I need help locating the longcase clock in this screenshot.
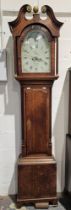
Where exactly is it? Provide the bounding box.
[9,4,63,208]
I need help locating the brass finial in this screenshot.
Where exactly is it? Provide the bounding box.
[41,5,47,14]
[27,5,32,13]
[33,5,39,14]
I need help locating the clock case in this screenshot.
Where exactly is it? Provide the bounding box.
[9,5,63,207]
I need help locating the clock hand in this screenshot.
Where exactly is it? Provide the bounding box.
[32,57,40,61]
[38,56,50,62]
[32,57,43,62]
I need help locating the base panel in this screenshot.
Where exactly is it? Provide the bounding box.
[17,155,57,208]
[17,196,58,208]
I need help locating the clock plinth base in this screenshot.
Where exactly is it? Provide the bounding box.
[17,155,57,208]
[17,197,58,209]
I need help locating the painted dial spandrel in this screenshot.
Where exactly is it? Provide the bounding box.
[21,28,51,73]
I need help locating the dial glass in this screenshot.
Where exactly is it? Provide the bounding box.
[21,26,51,73]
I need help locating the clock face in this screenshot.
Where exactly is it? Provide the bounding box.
[21,26,51,73]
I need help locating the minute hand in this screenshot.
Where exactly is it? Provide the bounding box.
[32,57,42,61]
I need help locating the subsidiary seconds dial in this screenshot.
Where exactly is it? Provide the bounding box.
[21,26,51,73]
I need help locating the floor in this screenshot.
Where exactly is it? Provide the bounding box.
[0,194,71,210]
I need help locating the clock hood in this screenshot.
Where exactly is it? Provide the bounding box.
[8,4,63,38]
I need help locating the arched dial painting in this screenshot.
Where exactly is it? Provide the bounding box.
[9,4,63,208]
[17,21,56,77]
[21,26,51,73]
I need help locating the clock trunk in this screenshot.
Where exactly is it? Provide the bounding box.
[21,85,51,156]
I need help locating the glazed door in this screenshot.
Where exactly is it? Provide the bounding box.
[24,86,51,155]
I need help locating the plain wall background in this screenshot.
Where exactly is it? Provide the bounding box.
[0,0,71,195]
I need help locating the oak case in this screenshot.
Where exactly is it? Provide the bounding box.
[9,4,63,207]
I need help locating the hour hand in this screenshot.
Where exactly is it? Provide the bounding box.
[32,57,42,62]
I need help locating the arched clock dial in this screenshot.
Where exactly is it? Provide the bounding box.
[21,26,51,73]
